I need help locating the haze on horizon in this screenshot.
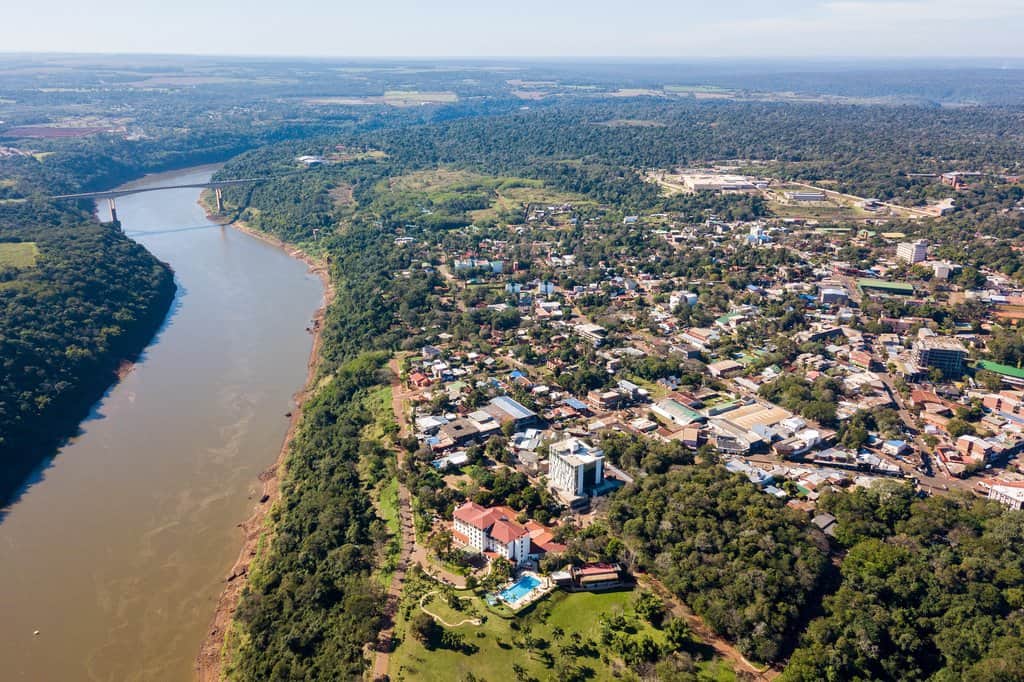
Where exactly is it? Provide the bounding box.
[3,0,1022,59]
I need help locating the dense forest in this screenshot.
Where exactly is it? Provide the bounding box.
[605,466,830,663]
[0,198,175,504]
[785,483,1024,681]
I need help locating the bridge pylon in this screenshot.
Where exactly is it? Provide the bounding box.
[107,198,120,228]
[214,187,223,213]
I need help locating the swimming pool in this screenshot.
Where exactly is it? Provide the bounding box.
[498,575,542,607]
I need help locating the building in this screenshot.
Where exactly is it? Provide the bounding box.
[913,336,968,378]
[988,483,1024,510]
[669,291,698,310]
[575,323,608,347]
[681,173,755,192]
[486,395,539,428]
[786,190,826,202]
[452,502,531,564]
[897,240,928,264]
[707,359,744,378]
[680,327,720,351]
[819,287,849,306]
[652,397,704,427]
[957,435,995,463]
[548,437,604,500]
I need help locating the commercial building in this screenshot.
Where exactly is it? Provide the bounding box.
[913,336,968,378]
[786,190,826,202]
[548,437,604,500]
[896,240,928,264]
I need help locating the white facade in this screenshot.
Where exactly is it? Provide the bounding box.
[989,485,1024,511]
[549,438,604,497]
[452,502,532,564]
[897,240,928,264]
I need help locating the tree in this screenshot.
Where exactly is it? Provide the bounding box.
[664,618,692,651]
[410,612,442,649]
[947,418,976,438]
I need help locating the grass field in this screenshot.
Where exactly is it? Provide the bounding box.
[391,584,737,682]
[388,169,591,224]
[0,241,39,271]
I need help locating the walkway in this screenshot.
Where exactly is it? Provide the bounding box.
[419,591,482,628]
[638,574,778,680]
[368,357,416,681]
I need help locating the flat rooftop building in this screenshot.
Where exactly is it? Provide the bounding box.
[549,437,604,499]
[913,336,968,379]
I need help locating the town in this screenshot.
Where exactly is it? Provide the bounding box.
[329,162,1024,677]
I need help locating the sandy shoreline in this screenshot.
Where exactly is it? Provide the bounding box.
[194,200,334,682]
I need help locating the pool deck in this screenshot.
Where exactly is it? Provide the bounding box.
[495,571,554,612]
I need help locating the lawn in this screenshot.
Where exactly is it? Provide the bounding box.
[0,241,39,271]
[390,580,736,682]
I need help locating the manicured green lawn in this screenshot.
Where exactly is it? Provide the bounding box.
[0,241,39,271]
[390,585,730,682]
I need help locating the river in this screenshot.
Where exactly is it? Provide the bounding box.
[0,166,324,681]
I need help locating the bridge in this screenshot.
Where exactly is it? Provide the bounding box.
[50,177,273,223]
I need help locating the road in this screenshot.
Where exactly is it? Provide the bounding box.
[368,358,416,682]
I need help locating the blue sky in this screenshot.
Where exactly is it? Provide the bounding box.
[4,0,1022,57]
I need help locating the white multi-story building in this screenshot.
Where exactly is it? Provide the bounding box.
[452,502,531,564]
[989,484,1024,511]
[549,438,604,498]
[897,240,928,264]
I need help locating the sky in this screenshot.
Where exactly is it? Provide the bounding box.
[3,0,1022,58]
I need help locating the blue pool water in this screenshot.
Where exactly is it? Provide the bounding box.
[498,575,542,606]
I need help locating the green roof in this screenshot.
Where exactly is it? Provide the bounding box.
[975,360,1024,380]
[857,278,915,295]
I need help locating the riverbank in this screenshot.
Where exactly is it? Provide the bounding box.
[195,205,334,682]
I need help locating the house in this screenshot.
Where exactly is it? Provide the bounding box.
[957,435,995,463]
[409,371,433,388]
[452,502,531,564]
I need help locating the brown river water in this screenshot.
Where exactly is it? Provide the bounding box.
[0,166,324,680]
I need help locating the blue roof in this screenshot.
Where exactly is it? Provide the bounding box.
[510,370,525,379]
[885,439,906,447]
[562,397,589,411]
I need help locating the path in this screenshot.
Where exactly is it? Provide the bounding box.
[419,591,482,627]
[638,574,778,680]
[368,357,416,681]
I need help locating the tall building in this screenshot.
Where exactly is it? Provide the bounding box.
[452,501,531,564]
[913,336,968,378]
[897,240,928,264]
[548,437,604,498]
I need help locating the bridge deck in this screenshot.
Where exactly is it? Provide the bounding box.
[50,178,269,200]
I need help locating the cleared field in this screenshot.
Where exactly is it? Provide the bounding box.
[389,169,493,193]
[388,169,592,224]
[1,126,107,138]
[0,241,39,270]
[383,90,458,104]
[328,183,354,208]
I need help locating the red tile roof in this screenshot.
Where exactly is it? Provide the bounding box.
[453,501,527,542]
